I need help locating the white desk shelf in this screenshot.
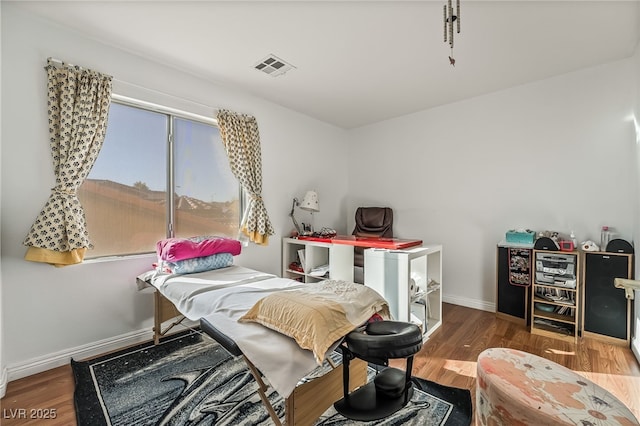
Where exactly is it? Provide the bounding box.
[282,237,354,283]
[364,245,443,339]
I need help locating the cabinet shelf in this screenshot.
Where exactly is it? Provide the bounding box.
[532,308,576,325]
[532,319,576,341]
[532,296,575,308]
[534,282,577,291]
[426,284,441,295]
[530,249,579,342]
[284,268,329,280]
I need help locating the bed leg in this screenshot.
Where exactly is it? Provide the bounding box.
[243,355,283,426]
[153,289,186,345]
[154,291,162,345]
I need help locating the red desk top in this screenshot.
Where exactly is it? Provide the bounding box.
[296,235,422,249]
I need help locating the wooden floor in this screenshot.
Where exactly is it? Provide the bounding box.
[2,303,639,425]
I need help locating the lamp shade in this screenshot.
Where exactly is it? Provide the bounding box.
[299,190,319,212]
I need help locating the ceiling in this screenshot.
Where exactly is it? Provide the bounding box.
[10,1,640,129]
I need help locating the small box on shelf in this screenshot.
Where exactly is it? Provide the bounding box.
[505,229,536,245]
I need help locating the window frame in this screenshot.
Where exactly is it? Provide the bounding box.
[81,94,242,260]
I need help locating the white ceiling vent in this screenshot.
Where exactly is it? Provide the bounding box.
[254,54,295,77]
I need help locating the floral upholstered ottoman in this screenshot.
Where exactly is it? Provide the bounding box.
[476,348,639,425]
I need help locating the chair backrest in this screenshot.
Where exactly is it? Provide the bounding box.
[352,207,393,268]
[352,207,393,238]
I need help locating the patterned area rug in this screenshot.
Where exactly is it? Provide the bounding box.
[72,330,472,425]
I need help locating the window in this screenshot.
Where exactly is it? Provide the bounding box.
[78,100,240,258]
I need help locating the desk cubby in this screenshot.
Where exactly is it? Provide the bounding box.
[364,245,443,338]
[282,237,354,283]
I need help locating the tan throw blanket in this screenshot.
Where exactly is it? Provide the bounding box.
[239,280,390,364]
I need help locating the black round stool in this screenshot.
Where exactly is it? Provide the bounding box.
[334,320,423,421]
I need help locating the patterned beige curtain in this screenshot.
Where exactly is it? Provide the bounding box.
[216,109,274,245]
[23,60,112,266]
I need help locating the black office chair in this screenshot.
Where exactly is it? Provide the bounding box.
[334,321,423,421]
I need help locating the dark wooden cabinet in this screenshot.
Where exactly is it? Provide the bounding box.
[496,246,532,324]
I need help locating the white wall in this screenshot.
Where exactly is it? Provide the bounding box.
[0,3,348,378]
[632,36,640,365]
[347,58,638,311]
[0,0,6,399]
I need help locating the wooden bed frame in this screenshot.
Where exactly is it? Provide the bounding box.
[143,281,367,425]
[152,288,186,344]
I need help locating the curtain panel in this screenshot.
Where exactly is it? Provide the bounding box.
[23,60,112,266]
[216,109,274,245]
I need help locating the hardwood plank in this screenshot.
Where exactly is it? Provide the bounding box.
[1,367,75,426]
[2,303,639,425]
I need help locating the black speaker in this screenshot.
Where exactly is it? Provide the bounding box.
[534,237,558,251]
[606,238,634,254]
[583,253,632,341]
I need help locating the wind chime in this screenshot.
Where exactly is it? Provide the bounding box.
[444,0,461,66]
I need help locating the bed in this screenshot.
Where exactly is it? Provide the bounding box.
[137,264,389,425]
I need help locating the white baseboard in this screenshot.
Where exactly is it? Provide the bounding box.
[6,328,153,382]
[0,366,8,399]
[6,320,200,383]
[443,294,495,313]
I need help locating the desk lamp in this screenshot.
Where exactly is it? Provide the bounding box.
[290,190,319,235]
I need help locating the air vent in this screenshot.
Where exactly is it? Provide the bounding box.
[254,54,295,77]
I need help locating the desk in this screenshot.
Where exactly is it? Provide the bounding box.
[282,236,422,284]
[298,235,423,249]
[282,237,443,338]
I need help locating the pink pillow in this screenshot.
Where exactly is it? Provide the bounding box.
[156,236,241,262]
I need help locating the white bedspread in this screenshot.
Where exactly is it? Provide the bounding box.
[148,266,278,320]
[143,266,334,398]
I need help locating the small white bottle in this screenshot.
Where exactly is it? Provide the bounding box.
[570,231,577,250]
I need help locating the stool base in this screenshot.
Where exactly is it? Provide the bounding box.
[334,381,414,421]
